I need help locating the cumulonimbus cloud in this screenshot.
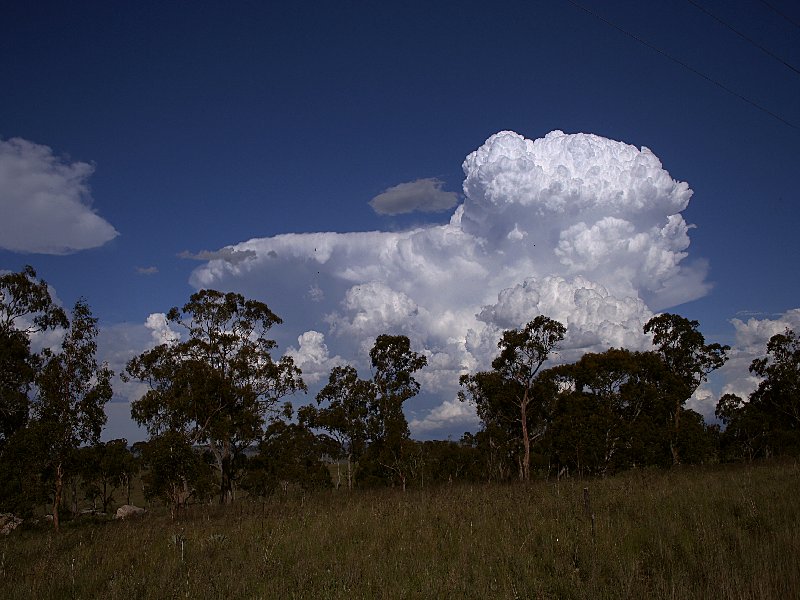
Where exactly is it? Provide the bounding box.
[0,137,118,254]
[187,130,716,437]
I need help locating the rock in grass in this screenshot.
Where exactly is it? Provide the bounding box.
[115,505,146,520]
[0,513,22,535]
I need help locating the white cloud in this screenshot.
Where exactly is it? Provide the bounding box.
[730,309,800,352]
[144,312,180,346]
[409,397,480,434]
[716,308,800,402]
[369,177,458,215]
[328,283,421,342]
[285,330,346,385]
[96,319,168,441]
[686,386,717,421]
[188,130,715,437]
[0,137,118,254]
[476,275,654,363]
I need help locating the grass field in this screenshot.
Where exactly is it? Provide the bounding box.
[2,459,799,599]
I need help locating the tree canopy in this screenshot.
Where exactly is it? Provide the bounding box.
[645,313,728,464]
[0,266,67,453]
[3,261,797,519]
[125,289,306,504]
[299,364,372,489]
[718,328,800,459]
[32,299,113,530]
[460,316,565,481]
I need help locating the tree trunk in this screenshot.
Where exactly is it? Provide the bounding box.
[70,476,78,517]
[220,463,231,504]
[220,439,233,505]
[52,462,63,532]
[671,404,681,465]
[211,439,234,505]
[520,394,530,481]
[169,483,179,520]
[103,480,109,512]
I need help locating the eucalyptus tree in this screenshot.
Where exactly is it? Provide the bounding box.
[644,313,728,464]
[138,430,214,518]
[749,328,800,434]
[299,364,372,489]
[461,316,565,481]
[458,370,525,479]
[367,335,427,449]
[306,335,426,489]
[718,328,800,459]
[33,299,113,531]
[547,349,681,475]
[0,265,67,452]
[243,404,333,497]
[0,265,67,336]
[716,393,769,461]
[361,334,427,489]
[79,438,138,512]
[125,290,306,504]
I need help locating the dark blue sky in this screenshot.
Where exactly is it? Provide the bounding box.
[2,0,798,438]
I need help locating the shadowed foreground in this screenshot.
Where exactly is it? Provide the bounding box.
[2,460,798,599]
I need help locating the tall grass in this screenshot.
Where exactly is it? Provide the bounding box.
[2,459,798,599]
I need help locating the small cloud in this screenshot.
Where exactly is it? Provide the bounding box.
[136,266,159,275]
[507,223,527,241]
[307,284,324,302]
[369,177,458,215]
[179,248,256,264]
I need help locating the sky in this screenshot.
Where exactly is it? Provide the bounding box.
[1,0,799,442]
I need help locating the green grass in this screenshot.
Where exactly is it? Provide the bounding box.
[2,460,799,599]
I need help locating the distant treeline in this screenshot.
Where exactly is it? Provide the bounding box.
[1,266,798,523]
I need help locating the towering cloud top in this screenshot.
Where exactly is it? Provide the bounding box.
[462,130,690,223]
[188,130,711,435]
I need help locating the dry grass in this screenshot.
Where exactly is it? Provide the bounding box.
[2,459,798,599]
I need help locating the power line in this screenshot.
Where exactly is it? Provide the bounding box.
[565,0,799,131]
[759,0,800,30]
[687,0,800,76]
